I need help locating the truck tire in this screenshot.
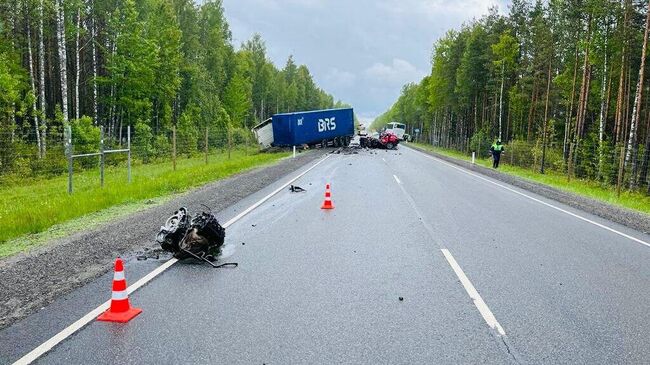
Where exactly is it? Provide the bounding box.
[321,139,328,148]
[334,137,341,147]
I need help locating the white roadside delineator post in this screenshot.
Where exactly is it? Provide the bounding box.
[472,152,475,164]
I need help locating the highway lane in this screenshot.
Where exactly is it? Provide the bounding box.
[33,151,513,364]
[389,146,650,364]
[11,146,650,364]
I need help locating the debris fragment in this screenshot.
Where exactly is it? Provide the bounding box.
[157,207,236,268]
[289,184,306,192]
[399,297,404,301]
[179,212,226,260]
[156,208,191,253]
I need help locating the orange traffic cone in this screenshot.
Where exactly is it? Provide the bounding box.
[321,183,334,209]
[97,258,142,323]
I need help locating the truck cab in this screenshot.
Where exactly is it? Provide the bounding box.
[385,122,406,140]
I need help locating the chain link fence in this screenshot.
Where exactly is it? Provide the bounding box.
[0,128,67,182]
[413,126,650,196]
[0,123,260,192]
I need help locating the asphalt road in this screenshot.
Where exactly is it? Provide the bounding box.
[5,145,650,364]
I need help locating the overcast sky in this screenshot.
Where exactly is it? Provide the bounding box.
[223,0,510,122]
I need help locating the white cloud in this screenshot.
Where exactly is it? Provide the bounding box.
[224,0,511,119]
[363,59,427,88]
[239,0,325,10]
[285,0,326,8]
[324,68,357,88]
[357,114,378,125]
[378,0,506,21]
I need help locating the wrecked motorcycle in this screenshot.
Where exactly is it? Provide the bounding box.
[156,207,236,268]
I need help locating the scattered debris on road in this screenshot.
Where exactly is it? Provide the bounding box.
[361,131,400,150]
[157,208,191,253]
[289,184,306,192]
[157,207,237,268]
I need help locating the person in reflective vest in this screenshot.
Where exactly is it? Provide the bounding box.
[490,139,505,168]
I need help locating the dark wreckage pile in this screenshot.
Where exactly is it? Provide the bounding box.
[156,207,237,268]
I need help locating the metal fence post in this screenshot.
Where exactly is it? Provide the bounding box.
[245,131,249,156]
[127,125,131,183]
[65,125,73,194]
[100,126,105,188]
[617,144,625,197]
[172,125,177,171]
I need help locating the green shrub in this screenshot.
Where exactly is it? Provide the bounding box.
[177,110,198,156]
[231,127,252,145]
[71,117,100,153]
[470,130,491,158]
[153,134,171,159]
[133,120,154,163]
[507,139,535,168]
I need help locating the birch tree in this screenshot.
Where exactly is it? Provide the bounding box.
[38,0,47,155]
[55,0,69,123]
[25,1,42,157]
[75,6,81,121]
[491,31,518,141]
[624,1,650,188]
[89,0,98,124]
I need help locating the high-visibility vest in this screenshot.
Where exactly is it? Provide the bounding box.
[492,143,503,152]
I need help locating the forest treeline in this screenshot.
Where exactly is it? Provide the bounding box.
[0,0,346,178]
[374,0,650,194]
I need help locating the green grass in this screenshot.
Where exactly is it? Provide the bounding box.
[0,149,289,256]
[412,143,650,215]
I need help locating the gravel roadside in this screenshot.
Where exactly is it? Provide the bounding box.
[407,144,650,234]
[0,150,327,330]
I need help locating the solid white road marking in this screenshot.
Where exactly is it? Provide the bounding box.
[405,146,650,249]
[393,174,401,184]
[13,153,333,365]
[441,249,506,336]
